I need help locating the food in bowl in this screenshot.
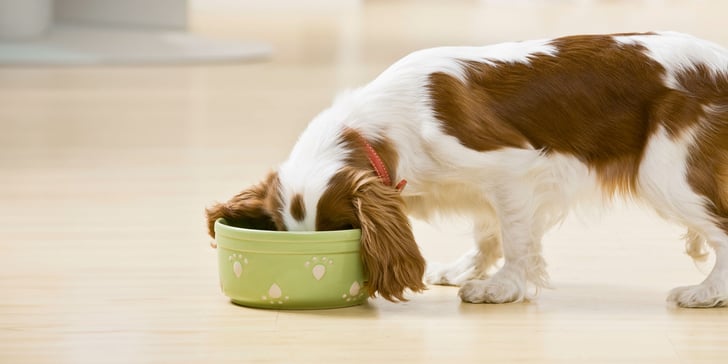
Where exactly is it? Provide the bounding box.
[214,218,368,309]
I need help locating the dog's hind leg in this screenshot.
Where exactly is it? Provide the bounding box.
[425,214,502,286]
[666,208,728,307]
[668,242,728,307]
[671,129,728,306]
[638,122,728,307]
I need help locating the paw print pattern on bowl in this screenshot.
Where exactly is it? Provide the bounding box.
[229,253,248,278]
[261,283,290,305]
[341,281,365,302]
[304,256,334,281]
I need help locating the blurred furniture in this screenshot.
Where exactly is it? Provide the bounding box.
[0,0,271,65]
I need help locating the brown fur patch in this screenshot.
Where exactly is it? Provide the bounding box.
[657,65,728,235]
[290,193,306,222]
[428,33,680,196]
[315,169,359,231]
[318,167,426,301]
[316,131,425,301]
[354,170,426,301]
[683,66,728,234]
[205,171,285,236]
[316,128,401,231]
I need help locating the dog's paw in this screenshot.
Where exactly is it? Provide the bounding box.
[667,284,728,308]
[425,261,483,287]
[425,262,451,285]
[458,276,523,304]
[425,249,489,287]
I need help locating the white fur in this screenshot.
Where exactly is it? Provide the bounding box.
[278,107,351,231]
[614,31,728,90]
[274,32,728,307]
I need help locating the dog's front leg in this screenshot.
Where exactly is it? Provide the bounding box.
[426,214,502,286]
[458,183,551,304]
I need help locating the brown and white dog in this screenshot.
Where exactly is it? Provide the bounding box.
[207,32,728,307]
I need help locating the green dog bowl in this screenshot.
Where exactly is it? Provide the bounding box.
[214,219,368,309]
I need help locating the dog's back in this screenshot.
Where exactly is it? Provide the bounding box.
[363,31,728,306]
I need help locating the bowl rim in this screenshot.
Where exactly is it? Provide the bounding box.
[214,218,362,243]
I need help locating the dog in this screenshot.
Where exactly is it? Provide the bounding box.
[206,32,728,307]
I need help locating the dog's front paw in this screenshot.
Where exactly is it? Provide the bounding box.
[458,276,524,304]
[425,261,483,287]
[425,249,488,287]
[667,284,728,308]
[425,262,451,285]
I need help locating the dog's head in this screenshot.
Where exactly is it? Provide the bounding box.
[205,128,426,301]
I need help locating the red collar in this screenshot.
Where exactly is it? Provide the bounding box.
[354,132,407,192]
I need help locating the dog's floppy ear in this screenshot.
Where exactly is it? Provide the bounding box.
[353,174,426,301]
[205,172,282,237]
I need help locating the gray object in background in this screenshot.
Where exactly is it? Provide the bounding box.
[0,0,271,65]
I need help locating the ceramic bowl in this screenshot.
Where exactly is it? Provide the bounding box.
[214,218,368,309]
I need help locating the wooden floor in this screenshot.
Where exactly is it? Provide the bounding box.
[2,1,728,363]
